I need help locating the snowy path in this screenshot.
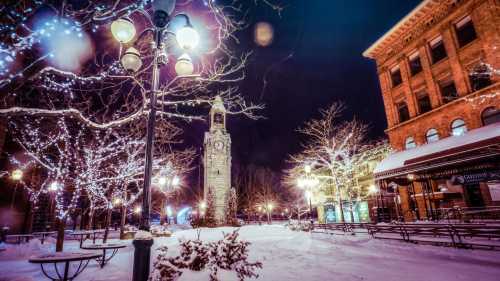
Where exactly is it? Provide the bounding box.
[1,225,500,281]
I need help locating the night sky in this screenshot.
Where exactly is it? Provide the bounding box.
[185,0,422,174]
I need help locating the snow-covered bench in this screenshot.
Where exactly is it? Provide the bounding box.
[314,223,371,235]
[366,223,500,250]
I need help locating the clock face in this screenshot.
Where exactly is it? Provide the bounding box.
[215,141,224,150]
[214,113,224,124]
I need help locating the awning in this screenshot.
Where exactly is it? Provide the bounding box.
[374,122,500,180]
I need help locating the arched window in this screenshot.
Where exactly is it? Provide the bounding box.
[405,137,416,150]
[426,128,439,143]
[451,119,467,136]
[481,107,500,126]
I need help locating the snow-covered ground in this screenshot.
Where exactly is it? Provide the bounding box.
[1,224,500,281]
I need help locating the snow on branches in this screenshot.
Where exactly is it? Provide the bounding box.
[285,102,390,221]
[7,116,195,219]
[0,0,269,129]
[150,229,262,281]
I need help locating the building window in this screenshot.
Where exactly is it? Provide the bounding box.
[469,62,492,91]
[405,137,416,150]
[451,119,467,136]
[391,66,402,87]
[440,81,458,103]
[429,36,447,64]
[481,107,500,126]
[455,16,477,48]
[397,102,410,123]
[426,128,440,143]
[417,94,432,114]
[409,52,422,76]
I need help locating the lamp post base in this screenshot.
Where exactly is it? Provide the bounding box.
[132,239,154,281]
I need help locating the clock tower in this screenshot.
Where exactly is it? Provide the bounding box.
[203,96,231,223]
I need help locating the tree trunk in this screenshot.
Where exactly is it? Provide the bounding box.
[103,208,112,243]
[348,193,355,223]
[55,217,66,252]
[120,205,126,240]
[86,208,95,230]
[338,191,345,223]
[26,201,35,234]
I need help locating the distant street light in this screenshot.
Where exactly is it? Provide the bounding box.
[10,169,23,210]
[11,169,23,181]
[49,181,60,192]
[297,164,319,225]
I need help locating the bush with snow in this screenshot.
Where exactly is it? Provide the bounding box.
[286,220,313,232]
[149,229,262,281]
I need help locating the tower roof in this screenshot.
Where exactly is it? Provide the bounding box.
[211,96,226,112]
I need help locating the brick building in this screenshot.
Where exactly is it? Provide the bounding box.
[363,0,500,222]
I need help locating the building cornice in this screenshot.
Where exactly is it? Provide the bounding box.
[363,0,473,61]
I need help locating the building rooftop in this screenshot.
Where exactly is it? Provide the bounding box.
[363,0,452,59]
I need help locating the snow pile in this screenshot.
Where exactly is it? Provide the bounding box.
[135,231,153,240]
[150,229,262,281]
[151,225,173,237]
[0,239,51,261]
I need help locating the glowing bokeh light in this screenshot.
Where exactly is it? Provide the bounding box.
[34,17,93,72]
[254,22,274,47]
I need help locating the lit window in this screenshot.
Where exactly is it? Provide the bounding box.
[426,128,440,143]
[481,107,500,126]
[405,137,416,150]
[451,119,467,136]
[455,16,477,48]
[409,52,422,76]
[391,66,402,87]
[469,62,492,91]
[429,36,447,64]
[440,81,458,103]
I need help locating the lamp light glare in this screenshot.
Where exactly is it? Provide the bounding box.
[111,18,136,43]
[176,26,200,50]
[49,181,60,192]
[11,169,23,181]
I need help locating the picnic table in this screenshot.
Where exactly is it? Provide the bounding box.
[81,243,126,268]
[29,252,102,281]
[32,231,57,244]
[69,230,105,248]
[6,234,34,244]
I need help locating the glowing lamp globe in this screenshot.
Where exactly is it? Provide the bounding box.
[304,164,311,173]
[11,169,23,181]
[171,176,180,187]
[113,198,122,206]
[158,176,167,186]
[175,53,194,76]
[121,47,142,72]
[176,26,200,50]
[134,206,142,214]
[49,181,60,192]
[111,18,136,43]
[199,201,207,210]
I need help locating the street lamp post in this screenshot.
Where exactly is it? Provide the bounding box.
[297,164,319,226]
[111,2,200,280]
[10,169,23,211]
